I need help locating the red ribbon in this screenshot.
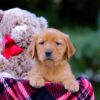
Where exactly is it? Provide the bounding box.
[2,35,23,59]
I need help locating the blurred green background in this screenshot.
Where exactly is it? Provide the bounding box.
[0,0,100,99]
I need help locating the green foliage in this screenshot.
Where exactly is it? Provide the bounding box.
[75,33,100,73]
[62,27,100,100]
[0,0,99,27]
[62,27,100,75]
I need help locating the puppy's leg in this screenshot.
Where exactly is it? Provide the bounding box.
[62,76,79,92]
[27,69,45,88]
[28,75,45,88]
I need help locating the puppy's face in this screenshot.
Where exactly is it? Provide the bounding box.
[27,28,76,63]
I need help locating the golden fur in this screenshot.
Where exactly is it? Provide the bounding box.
[27,28,79,92]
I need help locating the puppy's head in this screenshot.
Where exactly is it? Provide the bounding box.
[27,28,76,63]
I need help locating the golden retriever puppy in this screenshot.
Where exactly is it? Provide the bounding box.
[27,28,79,92]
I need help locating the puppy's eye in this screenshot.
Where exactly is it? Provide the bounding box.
[39,41,45,45]
[56,42,62,46]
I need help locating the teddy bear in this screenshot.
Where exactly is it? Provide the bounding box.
[0,8,48,79]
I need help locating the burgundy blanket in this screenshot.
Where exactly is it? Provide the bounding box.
[0,77,94,100]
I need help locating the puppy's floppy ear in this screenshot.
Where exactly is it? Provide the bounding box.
[64,35,76,60]
[27,35,37,58]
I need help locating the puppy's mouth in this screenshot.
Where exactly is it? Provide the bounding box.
[44,58,54,61]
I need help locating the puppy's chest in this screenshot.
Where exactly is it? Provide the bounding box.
[42,68,65,82]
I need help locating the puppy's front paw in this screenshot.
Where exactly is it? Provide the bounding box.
[29,77,45,88]
[63,80,79,92]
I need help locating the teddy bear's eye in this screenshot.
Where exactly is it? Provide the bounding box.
[15,22,19,25]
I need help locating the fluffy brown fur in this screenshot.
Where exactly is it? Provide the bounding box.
[27,28,79,92]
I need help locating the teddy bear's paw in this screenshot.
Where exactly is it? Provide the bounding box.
[63,80,79,92]
[0,72,14,78]
[29,77,45,88]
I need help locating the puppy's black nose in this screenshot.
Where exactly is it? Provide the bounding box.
[45,50,52,57]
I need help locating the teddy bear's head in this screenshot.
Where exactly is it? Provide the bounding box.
[0,10,3,22]
[0,8,48,48]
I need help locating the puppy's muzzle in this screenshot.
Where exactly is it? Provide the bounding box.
[45,49,52,59]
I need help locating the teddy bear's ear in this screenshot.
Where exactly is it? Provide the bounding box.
[38,17,48,29]
[0,10,3,22]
